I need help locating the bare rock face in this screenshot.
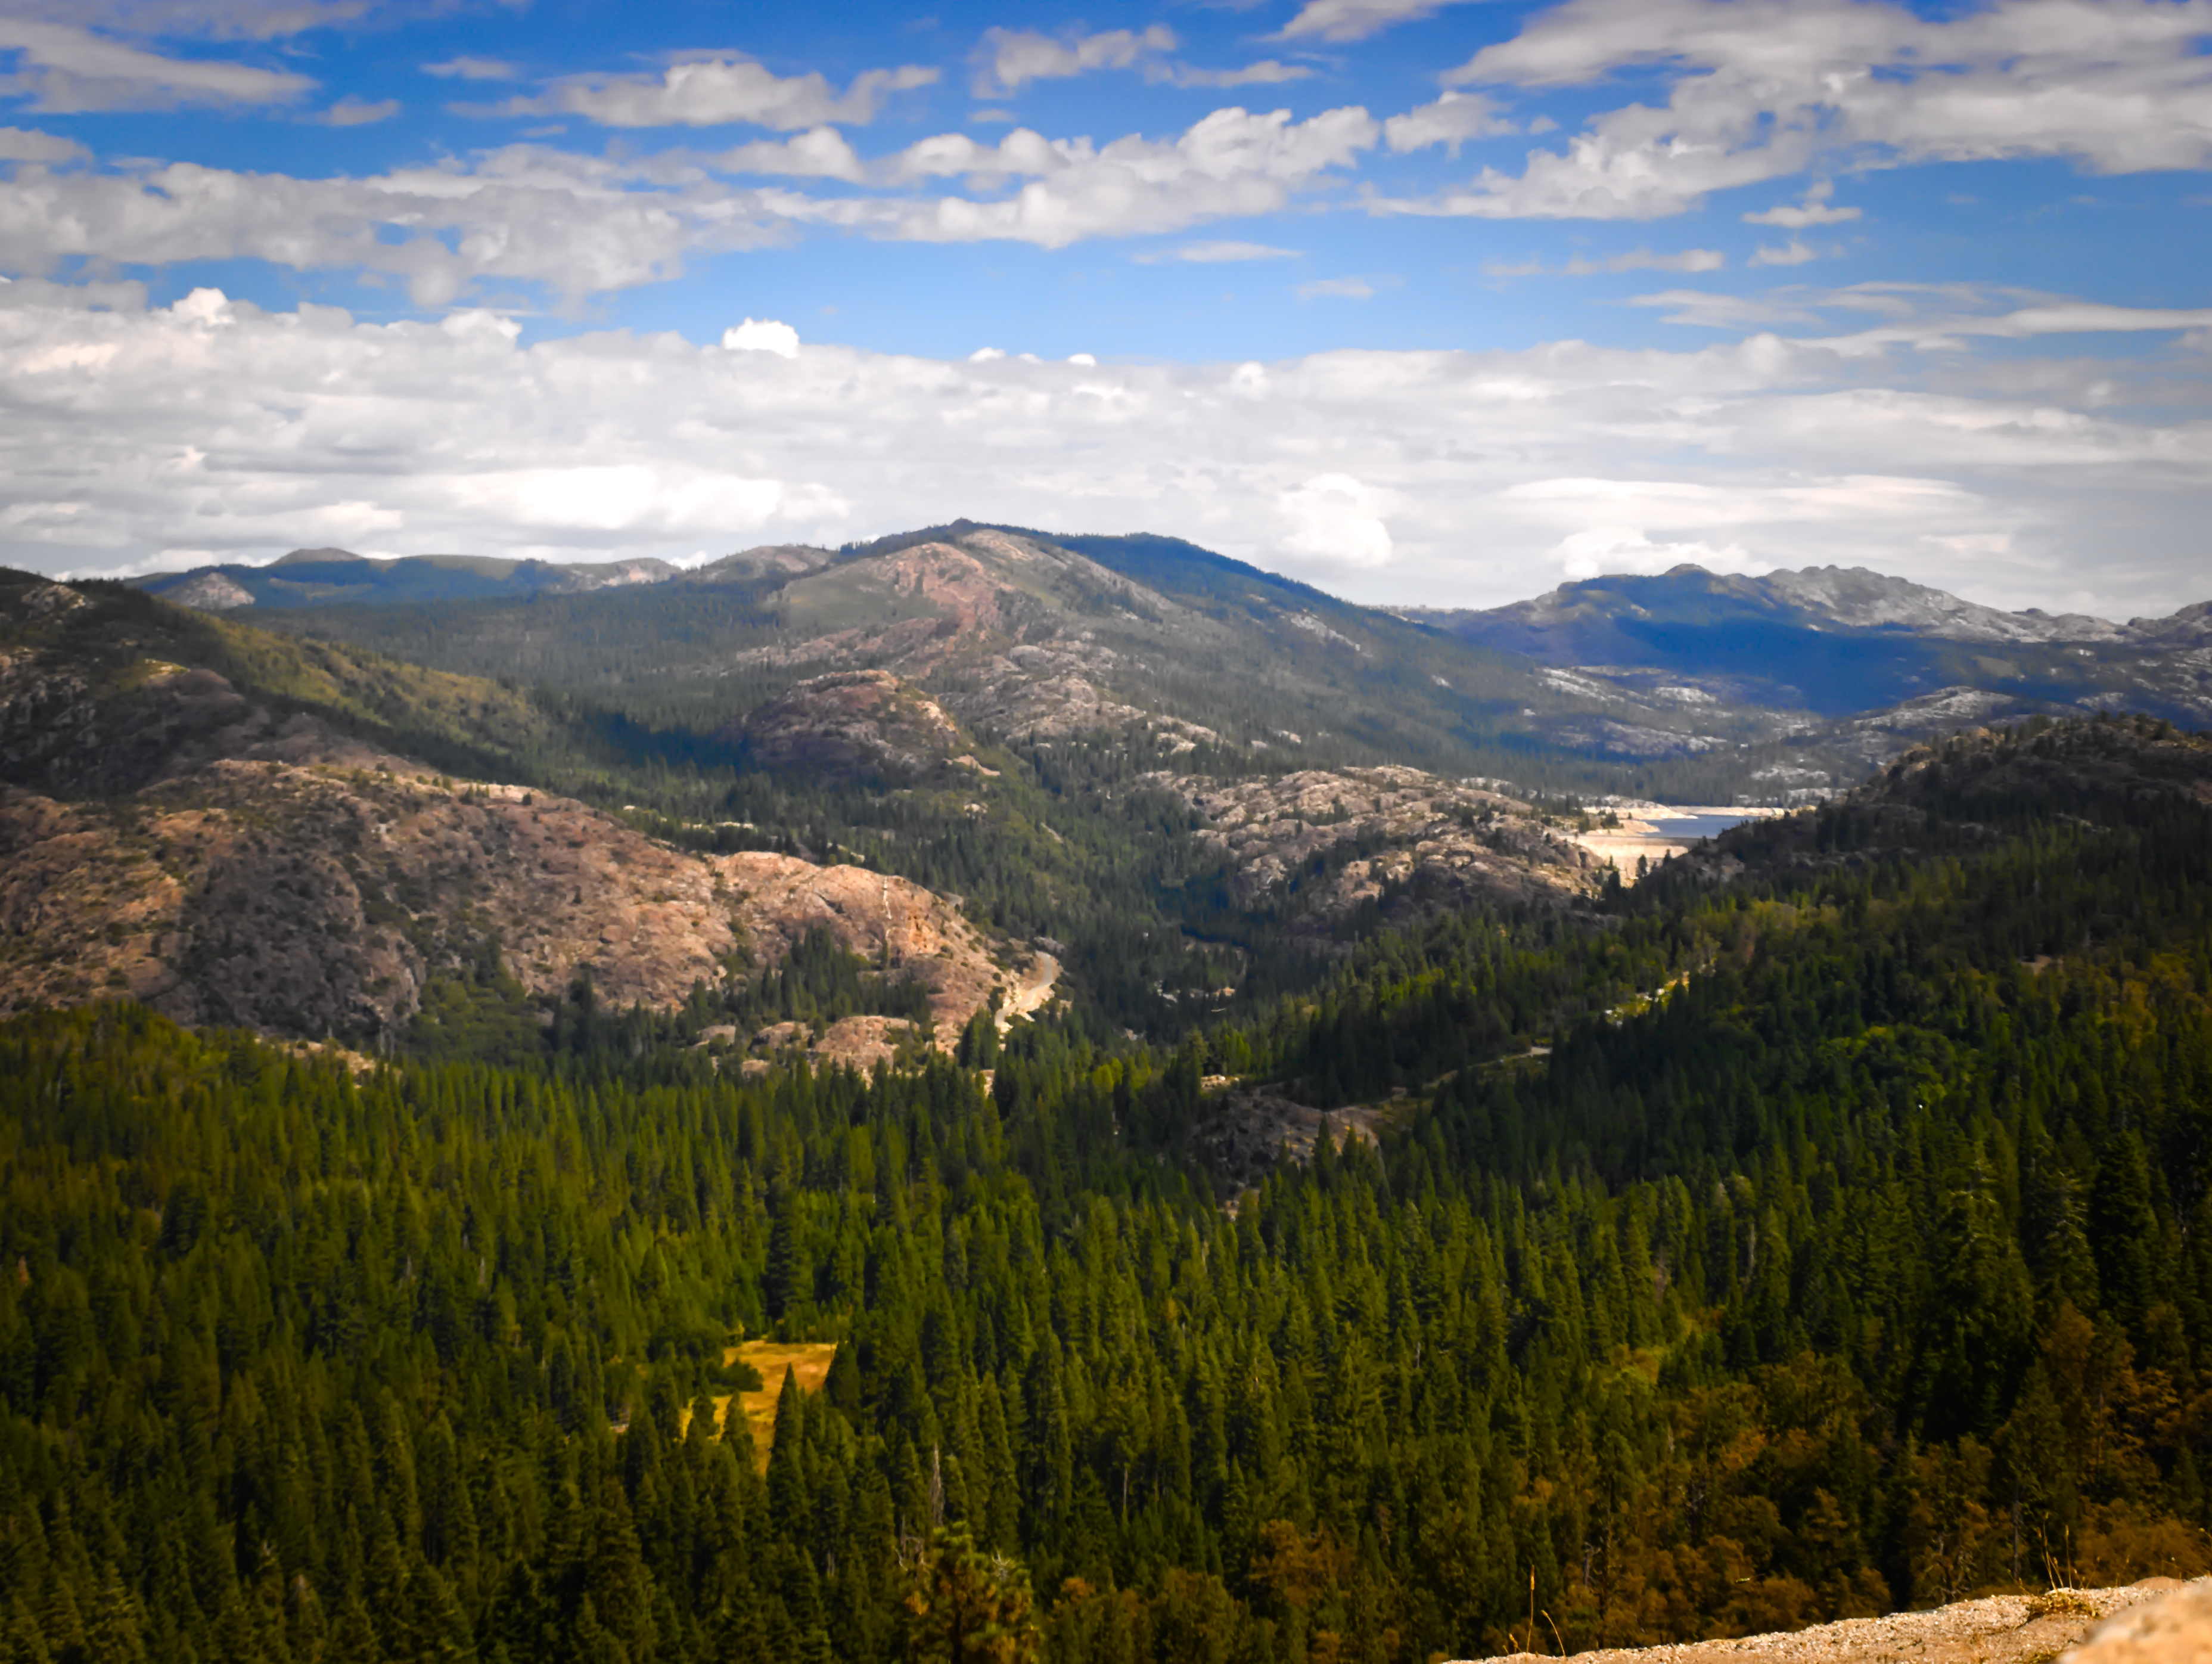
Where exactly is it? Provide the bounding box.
[714,849,1035,1036]
[163,572,257,610]
[0,567,1051,1053]
[1155,765,1602,929]
[732,670,968,780]
[721,529,1230,747]
[0,764,1044,1047]
[0,766,725,1038]
[2067,1577,2212,1663]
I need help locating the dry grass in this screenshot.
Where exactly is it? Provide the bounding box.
[2025,1588,2099,1621]
[680,1340,839,1470]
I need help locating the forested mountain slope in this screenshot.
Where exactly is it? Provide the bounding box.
[142,547,680,611]
[3,716,2207,1664]
[1409,566,2212,731]
[229,525,1788,790]
[1,569,1639,1047]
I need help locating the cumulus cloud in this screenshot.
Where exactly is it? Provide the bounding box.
[8,277,2207,613]
[1744,181,1860,227]
[1280,473,1394,566]
[0,148,792,305]
[970,25,1307,96]
[0,101,1380,300]
[1383,92,1514,155]
[479,55,938,130]
[1276,0,1481,44]
[713,126,866,182]
[722,316,800,356]
[0,125,88,163]
[766,105,1380,247]
[1394,0,2212,219]
[0,17,315,111]
[973,25,1176,95]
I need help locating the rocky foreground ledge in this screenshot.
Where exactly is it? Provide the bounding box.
[1460,1576,2211,1664]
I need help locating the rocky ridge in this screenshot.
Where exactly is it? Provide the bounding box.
[0,575,1047,1054]
[1152,765,1604,927]
[725,528,1232,746]
[729,669,976,780]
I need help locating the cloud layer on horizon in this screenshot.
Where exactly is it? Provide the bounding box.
[4,279,2207,619]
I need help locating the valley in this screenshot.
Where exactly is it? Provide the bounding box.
[4,536,2210,1664]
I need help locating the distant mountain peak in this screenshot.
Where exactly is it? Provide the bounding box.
[272,546,367,566]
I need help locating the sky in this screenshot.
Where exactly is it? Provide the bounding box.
[1,0,2210,616]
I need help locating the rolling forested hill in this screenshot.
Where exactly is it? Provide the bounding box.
[3,715,2208,1664]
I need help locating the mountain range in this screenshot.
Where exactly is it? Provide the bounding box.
[139,532,2212,801]
[1,526,2199,1055]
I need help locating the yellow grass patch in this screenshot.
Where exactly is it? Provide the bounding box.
[678,1340,839,1470]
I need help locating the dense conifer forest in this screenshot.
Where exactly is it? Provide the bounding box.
[4,718,2210,1663]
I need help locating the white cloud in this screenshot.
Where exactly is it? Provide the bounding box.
[1298,276,1377,298]
[1159,60,1313,89]
[1276,0,1481,44]
[1744,181,1860,227]
[0,104,1381,296]
[1504,475,1991,579]
[7,1,375,40]
[1134,239,1299,263]
[1554,526,1766,578]
[0,17,314,111]
[0,148,792,305]
[423,56,518,82]
[1750,239,1819,266]
[712,126,866,182]
[480,56,938,131]
[0,125,88,163]
[1410,0,2212,220]
[722,316,800,357]
[1486,246,1725,276]
[974,25,1176,95]
[1281,473,1394,567]
[1382,92,1512,155]
[318,95,398,126]
[968,27,1303,94]
[769,105,1380,247]
[4,278,2210,616]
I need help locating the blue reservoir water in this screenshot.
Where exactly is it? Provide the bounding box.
[1654,812,1759,841]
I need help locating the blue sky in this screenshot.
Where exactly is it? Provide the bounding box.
[2,0,2211,614]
